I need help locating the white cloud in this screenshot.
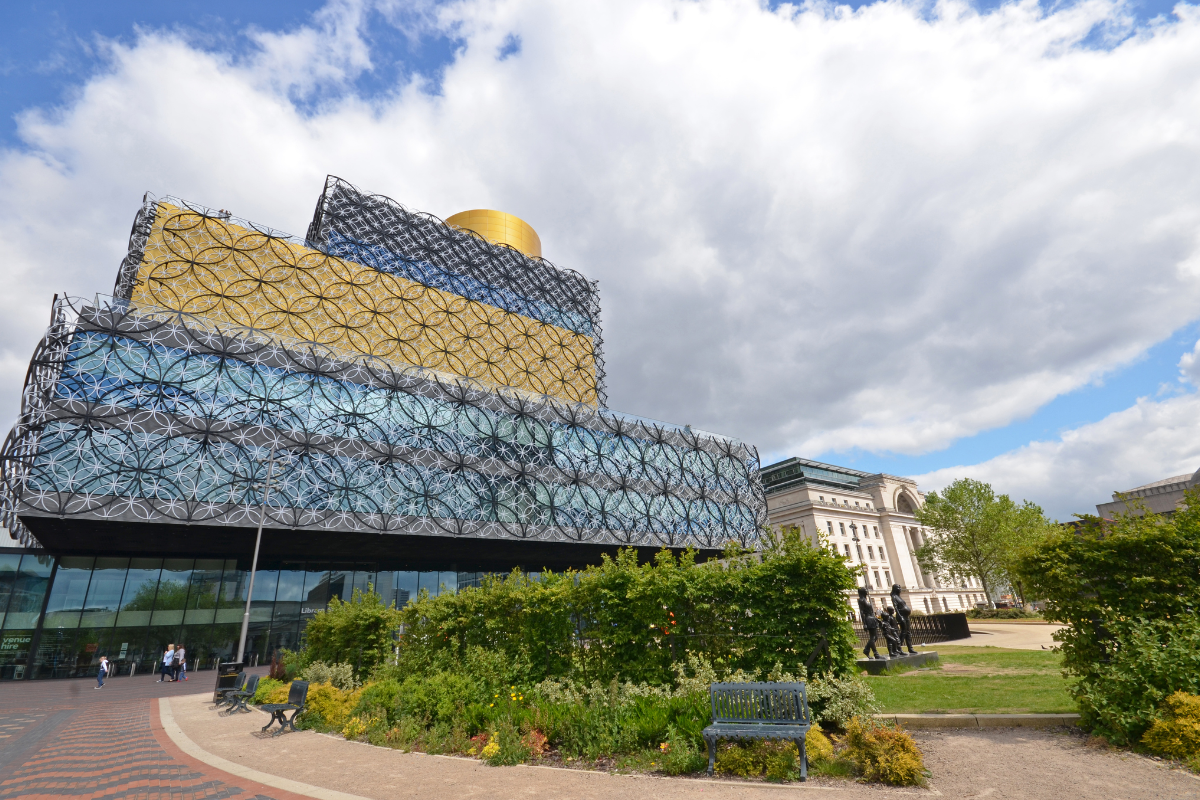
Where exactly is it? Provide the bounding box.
[2,0,1200,472]
[914,386,1200,520]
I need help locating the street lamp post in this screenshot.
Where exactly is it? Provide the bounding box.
[849,522,869,589]
[236,448,279,664]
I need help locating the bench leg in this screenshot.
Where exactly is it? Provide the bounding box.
[262,711,283,734]
[285,708,302,732]
[798,738,807,781]
[706,736,716,776]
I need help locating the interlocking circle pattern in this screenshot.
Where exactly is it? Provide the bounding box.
[0,298,765,550]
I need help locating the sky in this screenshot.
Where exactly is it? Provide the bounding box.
[1,0,1200,521]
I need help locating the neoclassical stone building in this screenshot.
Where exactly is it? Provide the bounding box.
[761,458,989,619]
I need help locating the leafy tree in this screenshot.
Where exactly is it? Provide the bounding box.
[914,478,1051,608]
[1001,500,1056,607]
[302,586,403,679]
[121,579,188,611]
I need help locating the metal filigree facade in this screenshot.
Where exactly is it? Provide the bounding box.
[115,199,600,406]
[1,180,765,551]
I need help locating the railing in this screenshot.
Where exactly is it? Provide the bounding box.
[852,612,970,648]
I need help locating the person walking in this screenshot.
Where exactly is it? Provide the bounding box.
[170,645,182,682]
[159,644,174,682]
[176,645,187,681]
[96,656,109,689]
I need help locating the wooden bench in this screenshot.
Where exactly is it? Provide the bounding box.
[260,680,309,735]
[224,674,261,714]
[701,682,812,779]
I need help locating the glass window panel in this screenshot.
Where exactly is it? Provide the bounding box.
[439,571,457,595]
[116,559,162,627]
[417,572,438,597]
[350,569,373,600]
[0,554,21,626]
[393,572,417,608]
[80,557,129,629]
[325,570,348,603]
[188,560,224,609]
[273,566,305,629]
[302,569,331,619]
[151,558,193,626]
[0,628,35,680]
[184,559,223,625]
[31,628,79,679]
[144,625,184,676]
[373,571,396,608]
[43,557,95,629]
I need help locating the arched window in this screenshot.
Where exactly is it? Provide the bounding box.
[896,493,915,514]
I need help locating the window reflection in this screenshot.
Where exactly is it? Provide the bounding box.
[80,557,129,628]
[44,557,94,629]
[8,556,528,680]
[117,559,162,627]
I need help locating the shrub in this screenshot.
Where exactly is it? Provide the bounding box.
[1142,692,1200,760]
[966,608,1040,620]
[301,661,359,691]
[343,716,368,740]
[258,679,291,704]
[398,538,858,688]
[481,719,530,766]
[715,740,802,781]
[303,587,403,680]
[303,682,360,730]
[843,717,926,786]
[253,677,285,704]
[351,678,402,726]
[1069,617,1200,745]
[807,671,879,730]
[806,724,835,763]
[659,725,708,775]
[1017,498,1200,745]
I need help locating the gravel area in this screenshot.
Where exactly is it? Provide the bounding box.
[167,692,1200,799]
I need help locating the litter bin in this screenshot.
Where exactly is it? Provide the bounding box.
[213,661,244,703]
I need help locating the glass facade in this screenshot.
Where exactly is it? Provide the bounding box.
[0,549,486,680]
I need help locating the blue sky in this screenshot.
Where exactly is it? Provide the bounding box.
[801,322,1199,477]
[2,0,1199,519]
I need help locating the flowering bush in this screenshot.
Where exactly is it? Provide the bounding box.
[842,716,926,786]
[1142,692,1200,762]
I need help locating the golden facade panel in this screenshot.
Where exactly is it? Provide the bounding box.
[129,204,598,405]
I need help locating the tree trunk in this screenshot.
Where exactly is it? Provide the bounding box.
[978,573,995,609]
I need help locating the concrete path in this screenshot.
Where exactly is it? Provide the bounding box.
[164,689,1200,800]
[948,621,1066,650]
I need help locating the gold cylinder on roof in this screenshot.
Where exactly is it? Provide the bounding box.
[445,209,542,259]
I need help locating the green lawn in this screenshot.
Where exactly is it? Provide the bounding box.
[865,645,1077,714]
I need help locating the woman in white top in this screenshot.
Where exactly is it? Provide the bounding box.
[159,644,174,682]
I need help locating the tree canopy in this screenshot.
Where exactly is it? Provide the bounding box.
[914,478,1052,608]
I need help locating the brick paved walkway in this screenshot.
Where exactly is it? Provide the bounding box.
[0,671,294,800]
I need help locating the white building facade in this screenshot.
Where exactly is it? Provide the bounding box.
[762,458,988,619]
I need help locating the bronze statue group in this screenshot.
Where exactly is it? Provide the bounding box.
[857,584,918,659]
